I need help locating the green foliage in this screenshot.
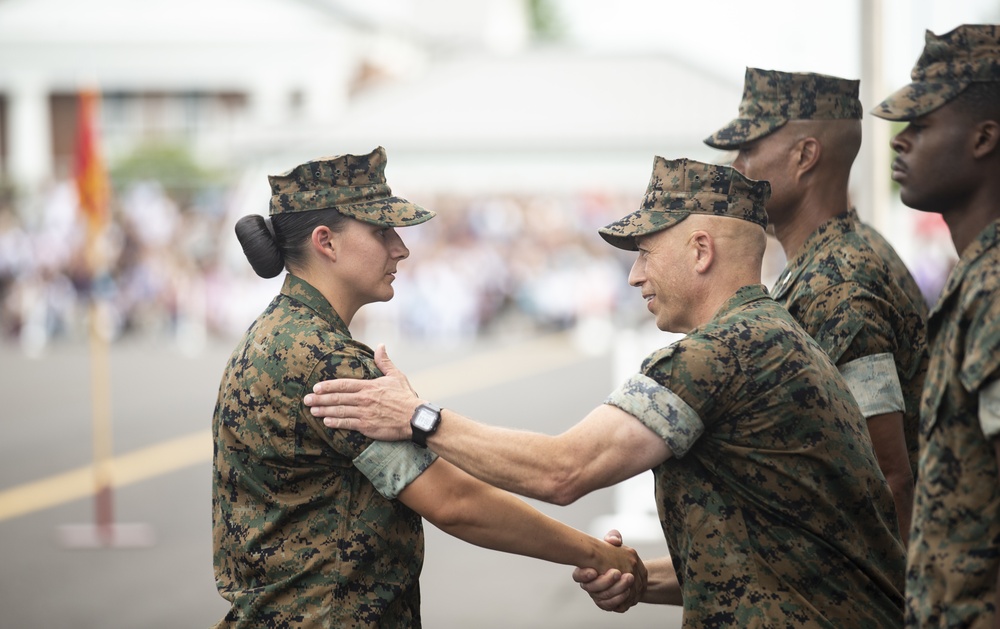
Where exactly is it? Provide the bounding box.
[527,0,564,42]
[109,142,225,205]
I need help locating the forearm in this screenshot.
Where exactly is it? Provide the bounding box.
[438,487,613,569]
[866,411,914,544]
[427,404,670,506]
[427,409,581,504]
[642,555,682,605]
[402,460,638,575]
[885,469,913,545]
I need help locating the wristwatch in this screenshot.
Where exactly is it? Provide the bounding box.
[410,403,442,448]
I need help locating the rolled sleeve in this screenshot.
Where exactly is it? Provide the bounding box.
[354,441,438,500]
[979,378,1000,440]
[605,373,704,458]
[839,353,904,417]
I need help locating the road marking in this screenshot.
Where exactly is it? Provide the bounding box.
[0,431,211,522]
[0,333,591,523]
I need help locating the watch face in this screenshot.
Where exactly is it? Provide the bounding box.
[413,407,438,431]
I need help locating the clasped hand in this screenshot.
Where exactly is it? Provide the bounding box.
[576,529,646,613]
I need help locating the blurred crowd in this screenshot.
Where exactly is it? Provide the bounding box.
[0,176,652,356]
[0,173,956,358]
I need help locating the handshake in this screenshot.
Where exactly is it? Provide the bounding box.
[574,529,673,613]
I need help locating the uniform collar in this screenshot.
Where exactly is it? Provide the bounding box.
[772,213,854,300]
[713,284,771,321]
[929,218,1000,320]
[280,273,351,337]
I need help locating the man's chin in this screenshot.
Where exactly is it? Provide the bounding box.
[897,189,929,213]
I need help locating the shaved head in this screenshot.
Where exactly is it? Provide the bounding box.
[785,118,862,177]
[681,214,766,283]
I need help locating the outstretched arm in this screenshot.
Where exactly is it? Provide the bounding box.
[305,345,673,505]
[399,458,646,606]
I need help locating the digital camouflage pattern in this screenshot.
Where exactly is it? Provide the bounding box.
[268,146,436,227]
[848,207,929,320]
[213,274,433,628]
[599,157,769,251]
[907,220,1000,627]
[772,214,928,479]
[874,24,1000,121]
[705,68,862,150]
[611,284,905,627]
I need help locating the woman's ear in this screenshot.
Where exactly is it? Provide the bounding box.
[312,225,337,263]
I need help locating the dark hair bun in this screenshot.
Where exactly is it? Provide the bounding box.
[235,214,285,278]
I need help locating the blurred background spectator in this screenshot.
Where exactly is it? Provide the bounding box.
[0,0,988,356]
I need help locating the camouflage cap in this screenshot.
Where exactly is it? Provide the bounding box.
[874,25,1000,121]
[705,68,863,150]
[268,146,435,227]
[599,157,770,251]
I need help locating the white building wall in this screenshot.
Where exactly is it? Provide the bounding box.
[0,0,390,190]
[5,74,52,187]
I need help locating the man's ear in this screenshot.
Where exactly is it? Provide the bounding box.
[312,225,337,263]
[972,120,1000,159]
[795,137,821,177]
[692,230,714,273]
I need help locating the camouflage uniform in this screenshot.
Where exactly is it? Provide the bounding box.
[903,220,1000,627]
[770,214,927,478]
[848,206,929,319]
[706,68,928,484]
[599,158,905,627]
[213,148,437,628]
[874,25,1000,627]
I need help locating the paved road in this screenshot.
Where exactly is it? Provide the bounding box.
[0,331,680,628]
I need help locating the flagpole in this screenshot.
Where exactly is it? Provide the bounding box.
[58,88,153,549]
[88,265,114,543]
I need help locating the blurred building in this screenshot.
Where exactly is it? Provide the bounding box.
[0,0,431,188]
[0,0,740,194]
[0,0,785,352]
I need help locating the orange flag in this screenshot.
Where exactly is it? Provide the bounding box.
[73,89,109,232]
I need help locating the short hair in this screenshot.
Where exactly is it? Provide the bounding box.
[952,81,1000,124]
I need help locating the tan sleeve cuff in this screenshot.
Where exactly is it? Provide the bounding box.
[605,373,703,458]
[839,353,904,417]
[354,441,438,500]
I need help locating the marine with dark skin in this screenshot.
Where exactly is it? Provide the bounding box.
[874,24,1000,628]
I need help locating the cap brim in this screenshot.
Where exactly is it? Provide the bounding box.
[339,197,436,228]
[872,80,969,121]
[704,117,787,150]
[598,210,689,251]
